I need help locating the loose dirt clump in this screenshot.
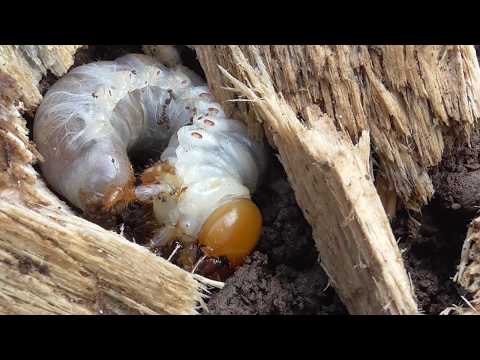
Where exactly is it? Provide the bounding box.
[431,131,480,220]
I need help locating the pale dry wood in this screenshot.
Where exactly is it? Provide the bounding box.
[0,199,206,315]
[441,304,479,315]
[195,45,480,211]
[196,45,418,314]
[452,216,480,315]
[449,308,479,315]
[0,45,211,315]
[375,176,398,220]
[0,45,83,112]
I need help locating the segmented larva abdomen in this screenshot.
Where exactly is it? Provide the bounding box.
[34,54,266,238]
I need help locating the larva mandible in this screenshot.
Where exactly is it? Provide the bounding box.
[33,53,267,266]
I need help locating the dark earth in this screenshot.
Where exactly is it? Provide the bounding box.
[31,45,480,314]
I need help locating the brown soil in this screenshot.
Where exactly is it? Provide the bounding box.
[390,127,480,314]
[392,207,465,314]
[31,45,480,315]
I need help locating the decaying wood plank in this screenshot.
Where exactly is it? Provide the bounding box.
[0,199,207,315]
[0,46,212,315]
[451,216,480,315]
[0,45,83,113]
[195,45,480,211]
[195,45,418,314]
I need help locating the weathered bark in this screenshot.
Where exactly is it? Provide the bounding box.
[0,45,214,315]
[195,45,419,314]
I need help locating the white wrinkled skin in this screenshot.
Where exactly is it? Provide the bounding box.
[34,53,266,237]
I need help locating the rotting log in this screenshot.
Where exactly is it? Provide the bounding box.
[2,45,479,315]
[0,45,216,315]
[193,45,480,315]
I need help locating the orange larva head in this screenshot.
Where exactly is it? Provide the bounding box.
[198,198,262,267]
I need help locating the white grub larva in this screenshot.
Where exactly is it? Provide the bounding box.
[34,53,267,266]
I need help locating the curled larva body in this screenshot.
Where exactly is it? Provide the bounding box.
[34,53,267,265]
